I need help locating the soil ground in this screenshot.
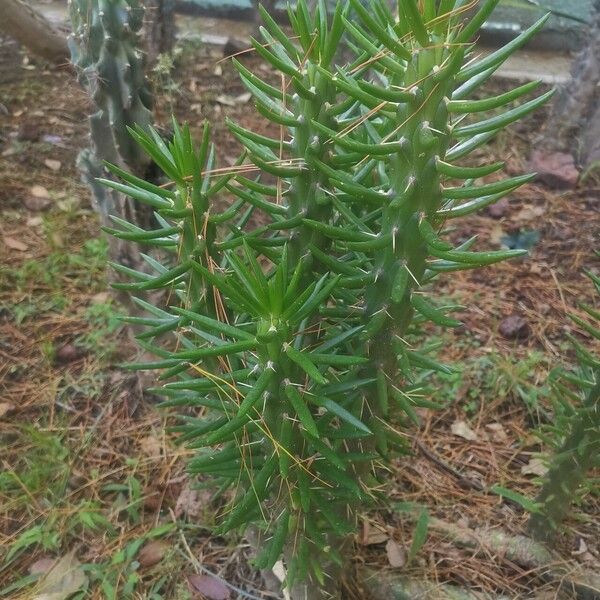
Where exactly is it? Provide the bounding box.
[0,28,599,600]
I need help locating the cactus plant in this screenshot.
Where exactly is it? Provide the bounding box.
[69,0,155,271]
[528,261,600,542]
[101,1,552,596]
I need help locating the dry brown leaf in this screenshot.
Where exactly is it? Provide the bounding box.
[139,435,162,458]
[175,482,207,519]
[272,562,291,600]
[489,224,505,246]
[187,574,231,600]
[4,236,28,251]
[32,551,87,600]
[385,539,406,568]
[29,557,57,576]
[0,402,15,418]
[572,538,588,556]
[485,423,508,442]
[138,540,169,568]
[516,205,545,221]
[360,520,388,546]
[521,457,548,477]
[450,420,478,441]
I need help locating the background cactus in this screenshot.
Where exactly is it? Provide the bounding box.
[69,0,155,271]
[528,260,600,542]
[103,1,552,597]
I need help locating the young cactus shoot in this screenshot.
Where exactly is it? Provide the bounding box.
[102,0,552,596]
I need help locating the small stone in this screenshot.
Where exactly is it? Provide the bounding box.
[44,159,61,171]
[530,150,579,190]
[56,344,83,363]
[16,122,40,142]
[26,216,44,227]
[487,197,510,219]
[41,134,63,145]
[24,193,52,211]
[498,315,530,340]
[138,540,169,568]
[31,185,50,199]
[3,236,28,251]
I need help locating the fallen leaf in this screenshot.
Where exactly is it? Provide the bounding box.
[489,224,505,246]
[90,292,111,304]
[485,423,508,442]
[175,483,208,519]
[272,560,286,582]
[521,458,548,477]
[31,185,50,199]
[4,236,28,252]
[139,435,162,458]
[272,561,291,600]
[360,520,388,546]
[0,402,15,418]
[385,539,406,568]
[187,574,230,600]
[516,205,545,221]
[451,420,478,441]
[44,159,61,172]
[32,551,87,600]
[138,540,169,568]
[213,64,223,76]
[29,557,56,575]
[572,538,588,556]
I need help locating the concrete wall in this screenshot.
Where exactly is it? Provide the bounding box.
[175,0,593,51]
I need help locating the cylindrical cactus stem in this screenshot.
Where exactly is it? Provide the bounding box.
[359,45,455,437]
[69,0,155,279]
[528,380,600,542]
[286,71,338,268]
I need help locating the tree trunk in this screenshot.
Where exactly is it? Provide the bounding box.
[0,0,69,64]
[143,0,176,67]
[539,0,600,169]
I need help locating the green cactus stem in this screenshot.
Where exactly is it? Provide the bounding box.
[99,0,554,596]
[528,266,600,542]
